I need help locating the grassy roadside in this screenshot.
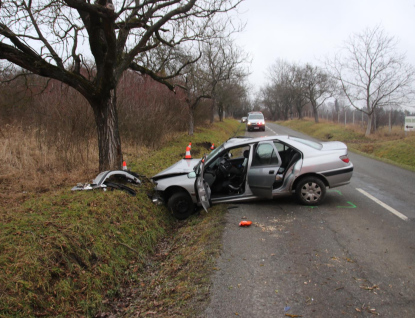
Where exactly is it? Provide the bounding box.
[278,119,415,171]
[0,119,245,317]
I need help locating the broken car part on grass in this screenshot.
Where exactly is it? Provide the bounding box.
[72,170,142,196]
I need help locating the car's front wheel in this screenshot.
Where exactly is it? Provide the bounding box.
[167,192,194,220]
[295,177,326,206]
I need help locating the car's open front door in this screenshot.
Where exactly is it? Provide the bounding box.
[196,155,211,212]
[247,141,281,199]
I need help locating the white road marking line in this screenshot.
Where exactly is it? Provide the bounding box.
[356,188,409,221]
[266,126,276,134]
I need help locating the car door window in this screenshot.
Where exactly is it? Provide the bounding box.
[252,143,279,166]
[273,142,285,152]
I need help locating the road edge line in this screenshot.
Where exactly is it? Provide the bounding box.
[356,188,408,221]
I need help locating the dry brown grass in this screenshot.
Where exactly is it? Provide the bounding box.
[0,122,208,203]
[0,125,98,202]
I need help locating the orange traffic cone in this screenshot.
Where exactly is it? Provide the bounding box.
[184,146,192,159]
[122,161,127,170]
[210,143,215,150]
[189,142,192,149]
[239,220,252,227]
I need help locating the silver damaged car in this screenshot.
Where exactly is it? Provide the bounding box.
[151,135,353,219]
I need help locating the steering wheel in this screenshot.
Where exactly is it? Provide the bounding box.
[219,157,232,175]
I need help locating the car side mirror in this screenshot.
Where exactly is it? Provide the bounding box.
[188,171,196,178]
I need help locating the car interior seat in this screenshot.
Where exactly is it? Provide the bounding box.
[229,149,250,192]
[273,151,301,189]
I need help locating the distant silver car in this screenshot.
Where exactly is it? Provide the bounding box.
[241,116,247,123]
[151,135,353,219]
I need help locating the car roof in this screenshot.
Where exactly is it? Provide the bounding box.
[248,113,264,119]
[223,135,320,151]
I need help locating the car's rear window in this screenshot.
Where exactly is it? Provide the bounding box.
[289,137,322,150]
[248,114,264,120]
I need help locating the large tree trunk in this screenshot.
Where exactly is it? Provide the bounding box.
[297,107,303,119]
[283,107,289,120]
[210,97,216,124]
[313,106,319,123]
[92,90,123,171]
[218,102,224,122]
[365,113,373,136]
[313,109,319,123]
[188,106,194,136]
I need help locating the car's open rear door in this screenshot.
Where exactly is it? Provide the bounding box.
[196,155,211,212]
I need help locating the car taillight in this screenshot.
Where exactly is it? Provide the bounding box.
[340,155,349,163]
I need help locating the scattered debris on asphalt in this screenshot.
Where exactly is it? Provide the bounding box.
[360,284,379,291]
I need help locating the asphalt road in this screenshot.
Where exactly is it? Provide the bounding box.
[202,122,415,318]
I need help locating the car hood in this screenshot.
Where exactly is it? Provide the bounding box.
[320,141,348,150]
[152,158,201,180]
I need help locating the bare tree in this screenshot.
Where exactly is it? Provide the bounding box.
[0,0,242,170]
[216,79,247,119]
[260,84,281,120]
[267,59,307,119]
[203,37,249,122]
[266,59,292,120]
[326,26,415,136]
[179,53,211,136]
[290,65,308,119]
[302,64,336,123]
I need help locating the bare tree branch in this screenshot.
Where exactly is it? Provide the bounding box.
[326,26,415,135]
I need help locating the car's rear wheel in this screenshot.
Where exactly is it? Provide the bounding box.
[295,177,326,206]
[167,192,194,220]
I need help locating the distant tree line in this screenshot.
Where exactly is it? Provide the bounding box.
[258,26,415,136]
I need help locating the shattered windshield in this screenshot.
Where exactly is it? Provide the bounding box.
[194,144,224,174]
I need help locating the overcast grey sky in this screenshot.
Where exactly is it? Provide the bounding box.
[234,0,415,93]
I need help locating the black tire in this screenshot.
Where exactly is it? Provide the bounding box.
[167,192,194,220]
[295,177,326,206]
